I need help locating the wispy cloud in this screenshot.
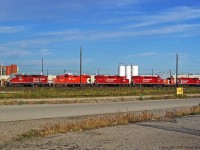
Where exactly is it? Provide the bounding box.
[143,24,200,35]
[35,29,80,36]
[0,47,31,57]
[1,23,199,50]
[98,0,140,7]
[0,0,147,22]
[0,44,52,58]
[8,39,55,47]
[0,0,85,21]
[0,26,25,33]
[86,24,200,40]
[128,52,157,57]
[127,7,200,28]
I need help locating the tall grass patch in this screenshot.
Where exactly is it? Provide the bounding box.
[18,106,200,140]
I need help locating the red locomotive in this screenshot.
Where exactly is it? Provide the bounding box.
[7,73,200,87]
[178,77,200,85]
[132,76,165,86]
[94,75,129,86]
[165,77,200,86]
[10,74,48,86]
[52,74,91,86]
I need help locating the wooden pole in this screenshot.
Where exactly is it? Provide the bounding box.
[80,47,82,88]
[176,53,178,86]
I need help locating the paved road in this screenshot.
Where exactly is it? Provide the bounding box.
[0,98,200,122]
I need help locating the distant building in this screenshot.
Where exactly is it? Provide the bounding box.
[0,64,18,75]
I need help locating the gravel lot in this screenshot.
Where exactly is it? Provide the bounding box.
[0,115,200,150]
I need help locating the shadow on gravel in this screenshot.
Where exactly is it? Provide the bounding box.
[136,123,200,136]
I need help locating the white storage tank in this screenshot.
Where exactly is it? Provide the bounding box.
[132,65,139,76]
[126,65,131,83]
[118,65,125,76]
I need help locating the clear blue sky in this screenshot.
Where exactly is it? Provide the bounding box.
[0,0,200,75]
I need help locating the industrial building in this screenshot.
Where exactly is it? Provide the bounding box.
[0,64,18,76]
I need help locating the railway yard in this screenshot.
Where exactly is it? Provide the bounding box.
[1,0,200,149]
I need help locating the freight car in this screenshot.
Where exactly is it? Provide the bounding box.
[132,76,165,86]
[10,74,49,86]
[94,75,130,86]
[52,74,91,86]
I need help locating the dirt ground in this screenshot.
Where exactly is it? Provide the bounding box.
[0,115,200,150]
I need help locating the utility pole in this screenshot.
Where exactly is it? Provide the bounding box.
[42,58,44,75]
[80,47,82,88]
[0,64,2,87]
[47,69,49,75]
[64,69,66,74]
[176,53,178,86]
[169,69,172,77]
[98,68,99,75]
[152,68,153,76]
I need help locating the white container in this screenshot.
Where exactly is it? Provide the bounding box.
[132,65,138,76]
[118,65,126,77]
[126,65,131,83]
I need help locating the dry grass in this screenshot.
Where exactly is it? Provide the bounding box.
[164,106,200,118]
[1,86,200,99]
[18,106,200,140]
[0,95,198,106]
